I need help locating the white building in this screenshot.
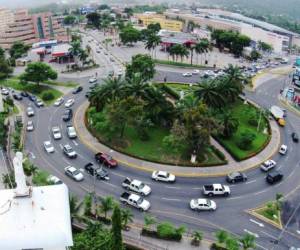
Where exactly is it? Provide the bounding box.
[0,152,73,250]
[0,7,14,34]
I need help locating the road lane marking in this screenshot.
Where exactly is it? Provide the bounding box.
[161,197,181,202]
[246,180,257,185]
[244,229,259,238]
[256,243,268,250]
[72,140,78,146]
[164,186,181,189]
[59,144,63,149]
[110,172,126,178]
[260,231,277,240]
[102,181,118,189]
[250,219,264,227]
[254,190,268,195]
[192,187,202,190]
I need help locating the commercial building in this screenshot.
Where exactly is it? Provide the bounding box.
[0,7,14,34]
[0,9,67,49]
[135,13,183,32]
[0,152,73,250]
[158,30,197,51]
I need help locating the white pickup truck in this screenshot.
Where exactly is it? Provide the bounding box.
[120,192,150,211]
[122,177,151,196]
[202,184,231,197]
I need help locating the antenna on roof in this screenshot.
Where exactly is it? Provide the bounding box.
[13,152,31,198]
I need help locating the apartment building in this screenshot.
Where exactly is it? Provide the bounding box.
[0,9,67,49]
[0,7,14,34]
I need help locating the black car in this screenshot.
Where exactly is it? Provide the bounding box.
[85,91,91,98]
[266,171,283,184]
[28,95,37,102]
[72,86,83,94]
[226,172,247,183]
[13,94,22,100]
[291,132,299,143]
[20,91,29,97]
[84,162,109,180]
[62,109,73,122]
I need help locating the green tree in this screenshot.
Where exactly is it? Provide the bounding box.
[23,160,38,177]
[86,12,101,27]
[9,41,30,59]
[145,33,161,58]
[99,196,114,219]
[275,193,284,211]
[125,54,155,81]
[147,23,161,33]
[69,40,82,65]
[226,237,240,250]
[63,15,76,25]
[250,50,262,61]
[78,49,88,66]
[215,230,229,245]
[218,110,239,138]
[20,62,57,85]
[237,130,256,150]
[240,233,256,250]
[0,47,4,59]
[0,59,13,79]
[143,215,157,230]
[2,172,16,188]
[258,41,273,52]
[191,230,203,246]
[194,39,210,65]
[84,193,93,216]
[69,195,83,223]
[119,25,141,45]
[111,205,123,250]
[121,208,133,230]
[169,44,189,62]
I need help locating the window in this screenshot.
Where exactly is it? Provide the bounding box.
[36,17,44,39]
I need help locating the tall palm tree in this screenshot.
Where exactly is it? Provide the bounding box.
[218,110,239,138]
[143,215,157,230]
[169,44,189,62]
[191,230,203,246]
[69,195,83,223]
[69,40,81,66]
[121,208,133,230]
[215,230,229,246]
[195,39,210,65]
[240,233,256,250]
[145,33,161,58]
[217,77,240,103]
[225,64,245,92]
[124,73,150,100]
[99,196,114,219]
[78,49,88,67]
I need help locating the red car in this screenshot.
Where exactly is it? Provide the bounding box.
[95,152,118,168]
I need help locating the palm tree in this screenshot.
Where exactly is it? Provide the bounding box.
[99,196,114,219]
[215,230,229,245]
[275,193,284,211]
[226,237,240,250]
[191,230,203,246]
[69,195,83,223]
[169,44,189,62]
[225,64,245,92]
[124,73,151,101]
[217,77,241,103]
[2,173,16,188]
[195,39,210,65]
[121,208,133,230]
[78,49,88,67]
[145,33,161,58]
[143,215,157,230]
[240,233,256,250]
[218,110,239,138]
[189,44,195,65]
[69,40,81,66]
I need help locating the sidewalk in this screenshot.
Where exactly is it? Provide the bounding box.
[74,101,281,177]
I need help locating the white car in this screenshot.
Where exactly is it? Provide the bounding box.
[26,121,34,131]
[1,88,9,95]
[182,72,192,77]
[279,145,287,155]
[66,125,77,139]
[65,99,75,108]
[52,126,62,140]
[27,107,34,117]
[152,171,176,182]
[43,141,55,153]
[89,77,97,83]
[47,175,63,184]
[54,97,64,106]
[192,69,200,75]
[65,166,84,181]
[260,160,276,172]
[190,198,217,211]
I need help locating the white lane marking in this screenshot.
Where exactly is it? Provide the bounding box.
[250,219,264,227]
[192,187,202,190]
[244,229,259,238]
[59,144,63,149]
[256,243,268,250]
[102,181,118,189]
[254,190,267,195]
[246,180,257,185]
[28,152,36,159]
[72,140,78,146]
[111,172,126,178]
[161,197,181,202]
[260,231,277,240]
[227,196,244,200]
[277,166,282,170]
[164,186,181,189]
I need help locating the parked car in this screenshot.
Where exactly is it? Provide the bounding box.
[43,141,55,153]
[266,171,283,184]
[182,72,192,77]
[84,162,109,180]
[52,126,62,140]
[63,144,77,158]
[13,94,22,100]
[291,132,299,143]
[151,171,176,182]
[47,175,63,184]
[95,152,117,168]
[20,92,29,97]
[72,86,83,94]
[66,125,77,139]
[192,69,200,75]
[54,97,64,106]
[26,121,34,131]
[190,198,217,211]
[26,107,34,117]
[279,145,287,155]
[89,77,97,83]
[122,177,151,196]
[120,192,150,211]
[62,109,73,122]
[89,83,98,89]
[65,98,75,108]
[85,91,91,98]
[202,184,230,197]
[226,172,247,183]
[34,99,44,108]
[64,166,83,181]
[28,95,37,102]
[1,88,9,95]
[260,160,276,172]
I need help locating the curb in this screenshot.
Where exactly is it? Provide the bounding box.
[74,101,281,178]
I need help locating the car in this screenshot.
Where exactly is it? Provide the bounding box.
[64,166,83,181]
[34,99,44,107]
[96,49,101,53]
[28,95,37,102]
[54,97,64,106]
[85,91,91,98]
[192,69,200,75]
[89,77,97,83]
[266,171,283,184]
[26,107,34,117]
[151,171,176,182]
[62,109,73,122]
[260,160,276,172]
[63,144,77,158]
[279,144,287,155]
[110,57,115,62]
[182,72,192,77]
[84,162,109,180]
[95,152,117,168]
[26,121,34,131]
[66,125,77,139]
[20,92,29,97]
[47,175,63,184]
[1,88,9,95]
[65,99,75,108]
[43,141,55,153]
[52,126,62,140]
[89,83,98,89]
[190,198,217,211]
[72,86,83,94]
[13,94,22,100]
[226,172,247,183]
[291,132,299,143]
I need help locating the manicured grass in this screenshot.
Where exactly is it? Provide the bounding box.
[154,59,211,69]
[0,78,63,105]
[255,205,281,226]
[165,83,197,96]
[45,80,78,88]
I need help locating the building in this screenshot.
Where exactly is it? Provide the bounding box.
[158,30,197,50]
[0,9,67,49]
[0,152,73,250]
[0,7,14,34]
[135,13,183,32]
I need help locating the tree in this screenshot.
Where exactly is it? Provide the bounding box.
[216,230,229,245]
[20,62,57,85]
[0,47,5,59]
[169,44,189,62]
[9,41,30,59]
[275,193,284,211]
[147,23,161,33]
[84,193,93,216]
[191,230,203,246]
[63,15,76,25]
[2,172,16,188]
[250,50,262,61]
[226,237,240,250]
[240,233,256,250]
[0,59,13,79]
[111,205,123,250]
[143,215,157,230]
[69,40,82,65]
[194,39,210,64]
[119,26,141,45]
[99,196,114,219]
[121,208,133,230]
[225,64,245,94]
[78,49,88,66]
[145,33,161,58]
[23,160,38,177]
[86,12,101,27]
[69,195,83,223]
[125,54,155,81]
[258,41,273,52]
[237,130,256,150]
[218,110,239,138]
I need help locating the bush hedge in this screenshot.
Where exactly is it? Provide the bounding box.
[41,91,55,101]
[159,84,180,100]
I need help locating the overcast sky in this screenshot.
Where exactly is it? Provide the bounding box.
[0,0,62,8]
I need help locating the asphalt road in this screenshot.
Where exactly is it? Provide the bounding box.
[20,32,300,249]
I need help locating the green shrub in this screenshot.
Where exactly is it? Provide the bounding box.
[248,118,258,127]
[236,130,256,150]
[156,222,184,241]
[41,91,55,101]
[159,84,180,100]
[211,146,226,161]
